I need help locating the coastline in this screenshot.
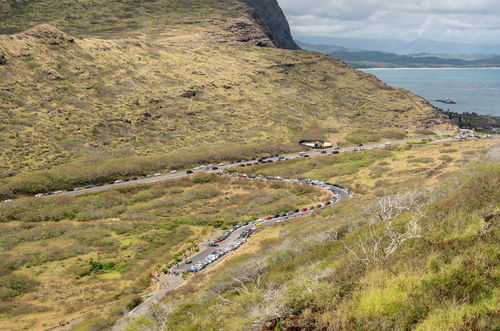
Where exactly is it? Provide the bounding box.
[361,67,500,70]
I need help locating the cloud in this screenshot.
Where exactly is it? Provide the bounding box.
[278,0,500,43]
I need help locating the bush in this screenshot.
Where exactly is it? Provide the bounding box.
[123,294,142,310]
[191,172,219,184]
[406,141,427,145]
[0,273,39,294]
[414,129,436,135]
[345,130,381,144]
[439,148,457,153]
[407,157,434,164]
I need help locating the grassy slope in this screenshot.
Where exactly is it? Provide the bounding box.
[110,139,500,330]
[0,1,454,196]
[0,174,331,330]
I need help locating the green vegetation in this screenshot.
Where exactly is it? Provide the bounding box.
[438,108,500,130]
[0,175,330,330]
[115,147,500,330]
[407,141,428,144]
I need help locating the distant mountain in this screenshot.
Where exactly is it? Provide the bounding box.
[328,50,500,68]
[295,40,349,53]
[295,37,500,55]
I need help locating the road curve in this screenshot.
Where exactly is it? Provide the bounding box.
[128,178,349,317]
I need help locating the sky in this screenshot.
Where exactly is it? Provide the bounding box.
[278,0,500,44]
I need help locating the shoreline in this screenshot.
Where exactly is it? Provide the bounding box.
[360,67,500,70]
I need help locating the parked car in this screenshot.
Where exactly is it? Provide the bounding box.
[154,173,161,176]
[85,185,92,189]
[146,174,153,178]
[185,260,192,264]
[96,182,104,186]
[171,170,177,174]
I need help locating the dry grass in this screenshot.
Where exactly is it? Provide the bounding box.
[0,176,330,330]
[0,20,454,195]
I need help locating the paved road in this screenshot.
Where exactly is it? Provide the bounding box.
[128,182,348,317]
[4,136,482,204]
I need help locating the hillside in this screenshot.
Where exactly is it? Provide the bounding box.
[0,13,454,196]
[108,139,500,331]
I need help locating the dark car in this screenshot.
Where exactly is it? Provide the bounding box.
[85,185,92,189]
[229,161,234,164]
[243,222,249,226]
[236,160,242,163]
[273,214,279,218]
[67,188,74,192]
[239,164,246,167]
[294,209,300,213]
[251,158,256,160]
[124,178,130,182]
[321,150,327,154]
[357,143,363,146]
[187,170,193,174]
[45,192,53,196]
[304,155,310,157]
[109,181,115,184]
[96,182,104,186]
[244,159,250,162]
[332,151,339,154]
[212,166,218,170]
[131,177,138,180]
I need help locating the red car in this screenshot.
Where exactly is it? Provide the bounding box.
[265,216,273,220]
[301,207,308,212]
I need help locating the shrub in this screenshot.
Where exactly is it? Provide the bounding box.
[439,148,457,154]
[0,287,17,300]
[381,129,407,140]
[123,294,142,310]
[414,129,435,135]
[191,172,219,184]
[0,273,39,293]
[406,141,427,145]
[345,130,381,144]
[407,157,434,164]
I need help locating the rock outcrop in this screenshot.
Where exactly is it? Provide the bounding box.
[238,0,300,50]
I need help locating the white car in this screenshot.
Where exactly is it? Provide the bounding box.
[154,173,161,176]
[55,190,63,194]
[218,163,225,166]
[4,199,12,203]
[384,142,391,145]
[35,193,43,197]
[171,170,177,174]
[194,167,200,170]
[115,180,122,183]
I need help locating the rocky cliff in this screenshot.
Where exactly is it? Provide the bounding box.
[238,0,300,50]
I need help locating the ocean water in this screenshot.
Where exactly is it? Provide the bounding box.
[361,68,500,116]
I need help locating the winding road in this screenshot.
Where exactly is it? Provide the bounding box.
[128,180,349,317]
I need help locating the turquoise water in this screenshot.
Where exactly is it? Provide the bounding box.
[361,68,500,116]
